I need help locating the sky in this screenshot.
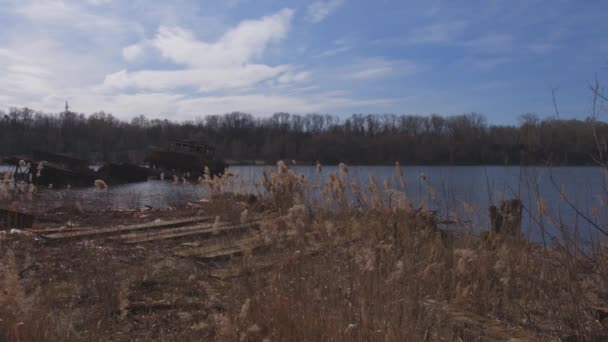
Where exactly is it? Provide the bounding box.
[0,0,607,124]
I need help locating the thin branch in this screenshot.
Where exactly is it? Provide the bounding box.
[551,86,560,120]
[590,78,605,162]
[548,170,608,238]
[590,82,608,103]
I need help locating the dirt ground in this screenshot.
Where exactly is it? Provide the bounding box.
[2,193,608,341]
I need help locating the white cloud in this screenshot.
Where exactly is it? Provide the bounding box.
[164,93,401,119]
[152,9,293,68]
[104,64,290,92]
[0,39,118,103]
[107,9,297,92]
[277,70,311,84]
[21,90,403,120]
[307,0,345,23]
[14,0,122,31]
[0,3,405,120]
[87,0,112,5]
[314,44,352,58]
[122,43,144,61]
[346,58,420,80]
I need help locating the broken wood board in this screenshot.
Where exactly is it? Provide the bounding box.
[175,236,264,260]
[28,227,87,234]
[41,215,213,240]
[108,221,222,241]
[122,221,260,244]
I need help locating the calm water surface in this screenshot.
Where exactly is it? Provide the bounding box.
[2,164,607,246]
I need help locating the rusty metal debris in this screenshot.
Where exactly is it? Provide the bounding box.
[145,140,227,178]
[3,154,96,187]
[1,141,227,188]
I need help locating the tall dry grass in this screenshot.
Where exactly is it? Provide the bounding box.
[225,162,608,341]
[0,161,607,340]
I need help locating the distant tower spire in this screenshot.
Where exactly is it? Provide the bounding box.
[65,100,69,113]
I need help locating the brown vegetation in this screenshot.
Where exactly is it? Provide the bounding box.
[1,164,608,341]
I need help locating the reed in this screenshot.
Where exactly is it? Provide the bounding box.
[0,162,607,341]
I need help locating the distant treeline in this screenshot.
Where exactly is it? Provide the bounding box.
[0,107,606,165]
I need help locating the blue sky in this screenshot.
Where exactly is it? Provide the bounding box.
[1,0,607,124]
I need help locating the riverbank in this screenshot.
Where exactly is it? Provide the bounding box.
[1,167,608,340]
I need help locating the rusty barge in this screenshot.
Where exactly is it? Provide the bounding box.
[144,140,227,178]
[1,140,227,188]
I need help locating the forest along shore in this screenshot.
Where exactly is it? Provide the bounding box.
[1,164,608,341]
[1,110,606,166]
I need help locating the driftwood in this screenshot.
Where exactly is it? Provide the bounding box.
[41,215,212,240]
[489,199,522,237]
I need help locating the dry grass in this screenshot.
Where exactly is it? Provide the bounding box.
[1,162,608,341]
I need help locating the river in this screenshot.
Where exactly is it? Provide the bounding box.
[2,164,607,247]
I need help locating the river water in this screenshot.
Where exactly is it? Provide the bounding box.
[2,164,607,247]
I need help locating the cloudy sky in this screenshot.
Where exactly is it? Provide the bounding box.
[0,0,607,123]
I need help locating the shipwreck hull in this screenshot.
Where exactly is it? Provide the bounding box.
[97,163,151,184]
[33,162,97,188]
[145,149,226,177]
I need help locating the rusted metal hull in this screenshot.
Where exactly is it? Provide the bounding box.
[145,149,226,177]
[32,162,97,187]
[97,163,151,184]
[32,150,89,171]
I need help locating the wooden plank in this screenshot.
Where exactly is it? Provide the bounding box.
[42,215,212,240]
[175,236,263,259]
[109,222,220,241]
[122,221,259,244]
[28,227,87,234]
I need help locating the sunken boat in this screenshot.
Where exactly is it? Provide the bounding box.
[97,163,151,185]
[144,140,226,178]
[3,151,98,188]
